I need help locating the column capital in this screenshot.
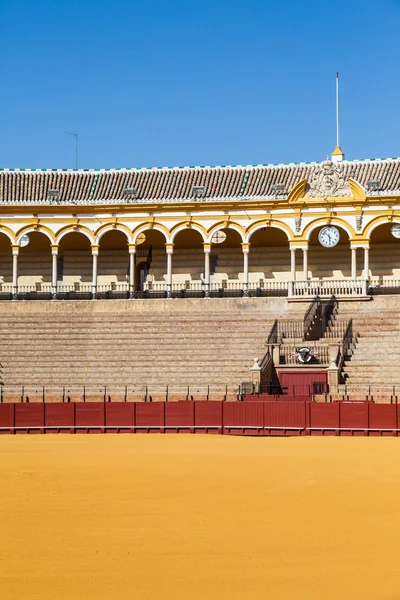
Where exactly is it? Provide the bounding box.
[11,245,19,256]
[128,244,137,254]
[165,243,174,254]
[203,243,211,253]
[241,243,250,253]
[51,244,59,255]
[289,242,308,249]
[91,244,99,255]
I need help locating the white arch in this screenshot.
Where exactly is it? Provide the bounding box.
[169,224,207,244]
[95,226,132,245]
[366,218,400,238]
[16,228,54,245]
[206,223,246,244]
[246,223,291,243]
[132,224,169,245]
[0,229,16,244]
[56,228,94,245]
[304,220,353,241]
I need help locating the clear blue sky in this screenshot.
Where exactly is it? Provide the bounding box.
[1,0,400,169]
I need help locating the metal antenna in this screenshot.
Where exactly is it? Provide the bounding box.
[65,131,79,169]
[336,72,340,148]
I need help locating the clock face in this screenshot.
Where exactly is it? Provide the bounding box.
[391,224,400,239]
[318,226,340,248]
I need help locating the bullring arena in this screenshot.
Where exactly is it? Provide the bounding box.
[3,149,400,597]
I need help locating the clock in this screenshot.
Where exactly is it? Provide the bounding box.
[391,224,400,239]
[318,226,340,248]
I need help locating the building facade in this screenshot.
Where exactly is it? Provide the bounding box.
[1,151,400,299]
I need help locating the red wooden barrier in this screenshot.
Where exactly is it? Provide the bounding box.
[194,401,223,434]
[0,404,14,433]
[165,402,194,433]
[105,403,134,433]
[14,404,44,433]
[223,402,264,435]
[339,403,369,435]
[369,403,397,435]
[45,403,75,433]
[135,402,165,433]
[75,403,105,433]
[264,401,305,436]
[309,403,340,435]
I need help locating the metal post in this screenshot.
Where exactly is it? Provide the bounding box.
[124,385,127,402]
[42,386,45,403]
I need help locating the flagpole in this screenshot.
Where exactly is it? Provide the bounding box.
[336,72,339,148]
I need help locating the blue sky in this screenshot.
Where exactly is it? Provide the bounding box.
[1,0,400,169]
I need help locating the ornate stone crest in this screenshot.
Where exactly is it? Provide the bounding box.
[306,161,351,198]
[294,217,302,233]
[355,215,363,232]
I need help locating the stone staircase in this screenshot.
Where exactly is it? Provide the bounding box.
[337,296,400,394]
[0,297,306,401]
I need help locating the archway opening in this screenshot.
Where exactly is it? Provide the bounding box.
[98,230,129,288]
[210,228,243,283]
[248,227,289,282]
[308,226,351,279]
[0,233,12,289]
[58,232,92,287]
[370,223,400,282]
[136,229,167,289]
[173,229,204,284]
[18,232,51,290]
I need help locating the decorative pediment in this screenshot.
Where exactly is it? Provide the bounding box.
[305,161,351,197]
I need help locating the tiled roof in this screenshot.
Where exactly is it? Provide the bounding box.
[1,158,400,205]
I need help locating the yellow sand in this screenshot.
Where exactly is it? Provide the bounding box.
[1,436,400,600]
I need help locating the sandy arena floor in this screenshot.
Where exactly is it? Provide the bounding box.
[1,435,400,599]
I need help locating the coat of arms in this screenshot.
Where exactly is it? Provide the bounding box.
[306,161,351,198]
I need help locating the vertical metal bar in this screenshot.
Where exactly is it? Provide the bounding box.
[62,386,65,403]
[42,386,45,403]
[124,385,127,403]
[166,386,168,402]
[83,385,86,403]
[207,385,209,401]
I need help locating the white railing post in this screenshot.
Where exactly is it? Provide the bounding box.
[129,244,136,299]
[51,244,58,299]
[12,245,19,300]
[166,243,174,298]
[242,242,250,297]
[91,245,99,298]
[203,243,211,297]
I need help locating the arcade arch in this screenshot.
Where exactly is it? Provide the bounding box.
[307,226,351,280]
[210,228,243,284]
[18,231,52,290]
[369,222,400,282]
[248,227,291,282]
[0,232,13,289]
[135,229,167,291]
[98,230,129,287]
[58,232,92,288]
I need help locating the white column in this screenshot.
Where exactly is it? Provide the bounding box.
[364,246,370,279]
[204,243,211,297]
[290,248,296,281]
[12,245,19,299]
[51,245,58,299]
[91,245,99,298]
[351,247,357,279]
[242,243,250,297]
[303,248,308,280]
[129,245,136,298]
[166,243,173,298]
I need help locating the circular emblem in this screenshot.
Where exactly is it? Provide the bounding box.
[318,226,340,248]
[136,233,146,245]
[391,224,400,239]
[211,231,227,244]
[297,347,313,364]
[19,234,30,248]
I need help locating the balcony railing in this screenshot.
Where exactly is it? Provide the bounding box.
[2,277,400,300]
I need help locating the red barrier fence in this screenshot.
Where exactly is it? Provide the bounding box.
[1,401,400,436]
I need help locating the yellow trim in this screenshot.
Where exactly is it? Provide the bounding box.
[169,221,208,242]
[131,222,169,244]
[16,225,56,244]
[287,179,307,204]
[332,145,344,157]
[301,217,356,241]
[207,221,246,242]
[94,222,132,243]
[55,225,95,245]
[246,219,292,241]
[363,214,400,238]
